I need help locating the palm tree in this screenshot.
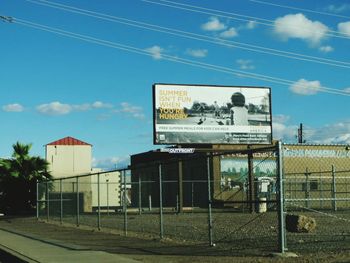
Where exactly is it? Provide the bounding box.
[0,142,51,214]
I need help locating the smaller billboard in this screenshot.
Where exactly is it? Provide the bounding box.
[153,84,272,145]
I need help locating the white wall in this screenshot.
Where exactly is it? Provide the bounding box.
[46,145,92,178]
[91,171,121,208]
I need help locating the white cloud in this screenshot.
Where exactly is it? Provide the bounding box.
[273,114,290,124]
[219,27,238,38]
[236,59,255,70]
[344,87,350,93]
[338,21,350,37]
[201,17,226,31]
[272,115,297,142]
[246,20,257,30]
[186,48,208,58]
[145,45,164,60]
[36,101,113,115]
[289,78,322,95]
[319,45,334,53]
[325,4,350,13]
[274,13,329,45]
[308,121,350,144]
[72,103,91,111]
[272,118,350,145]
[37,102,72,115]
[92,156,130,169]
[92,101,113,109]
[115,102,145,119]
[2,103,24,112]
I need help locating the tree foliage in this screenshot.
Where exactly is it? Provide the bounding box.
[0,142,51,214]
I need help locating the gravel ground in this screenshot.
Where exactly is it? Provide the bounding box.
[39,208,350,257]
[1,215,350,262]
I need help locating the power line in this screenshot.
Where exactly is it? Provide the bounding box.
[25,0,350,69]
[0,15,13,22]
[250,0,350,20]
[142,0,350,39]
[7,16,350,97]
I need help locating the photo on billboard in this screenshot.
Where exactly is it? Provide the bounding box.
[153,84,272,145]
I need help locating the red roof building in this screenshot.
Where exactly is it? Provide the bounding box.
[46,136,92,178]
[46,136,91,146]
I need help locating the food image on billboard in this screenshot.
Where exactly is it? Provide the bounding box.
[153,84,272,145]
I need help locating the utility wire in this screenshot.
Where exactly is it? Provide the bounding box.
[25,0,350,69]
[143,0,350,39]
[0,15,13,22]
[8,16,350,96]
[250,0,350,20]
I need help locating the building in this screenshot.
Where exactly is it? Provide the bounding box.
[130,142,350,211]
[46,136,92,178]
[45,136,121,212]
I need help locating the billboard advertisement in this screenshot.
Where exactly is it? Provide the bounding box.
[153,84,272,145]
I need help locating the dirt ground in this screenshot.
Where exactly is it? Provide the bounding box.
[0,216,350,263]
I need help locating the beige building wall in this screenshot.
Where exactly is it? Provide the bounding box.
[90,171,121,208]
[46,145,92,178]
[46,142,93,211]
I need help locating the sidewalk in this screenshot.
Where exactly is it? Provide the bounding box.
[0,227,140,263]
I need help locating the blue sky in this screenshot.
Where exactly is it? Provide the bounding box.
[1,0,350,169]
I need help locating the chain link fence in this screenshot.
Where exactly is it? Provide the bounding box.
[37,144,284,256]
[282,145,350,254]
[36,143,350,256]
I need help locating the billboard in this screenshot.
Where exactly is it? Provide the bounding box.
[153,84,272,145]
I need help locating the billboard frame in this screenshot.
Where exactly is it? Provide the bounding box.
[152,83,273,146]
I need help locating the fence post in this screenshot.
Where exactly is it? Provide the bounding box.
[36,180,39,220]
[106,179,109,216]
[149,195,152,212]
[60,179,63,224]
[207,154,214,247]
[176,194,179,213]
[97,173,101,230]
[123,170,128,236]
[76,177,80,227]
[139,175,142,215]
[248,149,255,213]
[332,165,337,211]
[191,181,194,210]
[305,168,310,208]
[320,172,323,209]
[178,160,183,213]
[277,141,286,253]
[159,164,164,239]
[46,181,50,222]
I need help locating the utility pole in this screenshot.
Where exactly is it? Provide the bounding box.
[298,123,304,144]
[0,15,13,23]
